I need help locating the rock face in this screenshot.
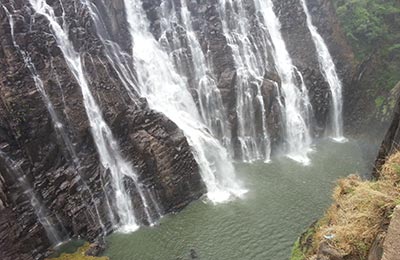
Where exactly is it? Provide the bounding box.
[381,206,400,260]
[0,0,356,259]
[0,0,205,259]
[374,96,400,177]
[275,0,355,134]
[141,0,354,153]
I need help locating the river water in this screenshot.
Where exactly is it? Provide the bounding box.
[103,139,373,260]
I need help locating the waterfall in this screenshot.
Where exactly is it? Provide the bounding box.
[299,0,347,142]
[171,0,233,153]
[123,0,246,203]
[2,2,118,236]
[217,0,272,162]
[2,4,75,162]
[28,0,158,232]
[0,150,67,245]
[255,0,313,165]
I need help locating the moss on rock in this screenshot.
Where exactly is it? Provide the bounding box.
[290,239,305,260]
[46,243,109,260]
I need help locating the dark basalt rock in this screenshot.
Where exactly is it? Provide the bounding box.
[273,0,355,136]
[140,0,353,156]
[189,248,198,259]
[0,209,41,260]
[0,0,204,259]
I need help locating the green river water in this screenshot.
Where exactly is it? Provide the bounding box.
[103,139,373,260]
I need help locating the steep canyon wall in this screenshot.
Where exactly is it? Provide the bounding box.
[0,0,355,259]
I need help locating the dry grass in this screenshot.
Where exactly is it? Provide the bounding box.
[310,152,400,258]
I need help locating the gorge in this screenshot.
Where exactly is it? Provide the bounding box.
[0,0,397,259]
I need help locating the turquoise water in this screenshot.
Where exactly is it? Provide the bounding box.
[103,139,372,260]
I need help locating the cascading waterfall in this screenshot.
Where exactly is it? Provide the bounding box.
[123,0,246,203]
[255,0,313,165]
[299,0,347,142]
[159,0,233,152]
[3,2,111,236]
[0,150,67,245]
[2,4,75,161]
[217,0,272,162]
[81,0,140,103]
[28,0,157,232]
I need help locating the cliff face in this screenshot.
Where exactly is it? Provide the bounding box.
[276,0,356,133]
[0,0,205,259]
[141,0,354,149]
[0,0,356,259]
[374,94,400,177]
[333,0,400,139]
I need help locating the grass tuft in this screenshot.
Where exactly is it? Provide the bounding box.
[302,151,400,259]
[291,152,400,260]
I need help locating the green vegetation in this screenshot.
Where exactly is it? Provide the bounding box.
[334,0,400,59]
[290,223,318,260]
[47,243,109,260]
[333,0,400,118]
[290,239,305,260]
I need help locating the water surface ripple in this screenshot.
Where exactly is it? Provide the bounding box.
[104,140,371,260]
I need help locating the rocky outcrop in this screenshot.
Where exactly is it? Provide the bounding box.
[381,206,400,260]
[374,94,400,177]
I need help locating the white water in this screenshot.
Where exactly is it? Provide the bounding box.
[217,0,272,162]
[178,0,232,152]
[3,2,112,236]
[255,0,313,165]
[0,150,66,245]
[2,4,75,161]
[28,0,156,232]
[156,1,232,152]
[123,0,246,203]
[300,0,347,142]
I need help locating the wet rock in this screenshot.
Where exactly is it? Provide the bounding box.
[317,242,344,260]
[368,233,385,260]
[374,96,400,178]
[381,206,400,260]
[0,208,43,260]
[190,249,198,259]
[85,240,107,257]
